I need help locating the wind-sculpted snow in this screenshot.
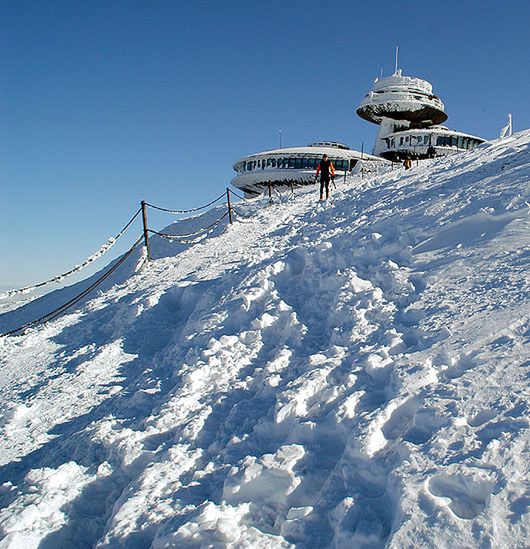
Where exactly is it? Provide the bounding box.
[0,132,529,548]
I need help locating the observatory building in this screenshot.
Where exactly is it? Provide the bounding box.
[357,68,485,161]
[231,62,486,196]
[231,141,386,197]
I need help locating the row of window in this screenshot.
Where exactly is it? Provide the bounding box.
[236,157,357,174]
[435,135,482,149]
[386,134,481,150]
[386,135,431,148]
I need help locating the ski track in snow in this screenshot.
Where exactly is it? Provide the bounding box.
[0,132,529,548]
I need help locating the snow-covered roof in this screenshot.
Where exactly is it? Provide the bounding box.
[372,71,434,94]
[234,145,382,166]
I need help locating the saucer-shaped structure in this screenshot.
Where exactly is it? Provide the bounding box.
[357,70,448,127]
[231,142,387,197]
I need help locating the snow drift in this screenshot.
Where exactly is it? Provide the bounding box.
[0,131,529,548]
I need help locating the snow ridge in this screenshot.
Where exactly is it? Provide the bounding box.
[0,132,529,548]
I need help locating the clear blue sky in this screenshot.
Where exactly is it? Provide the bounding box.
[1,0,529,289]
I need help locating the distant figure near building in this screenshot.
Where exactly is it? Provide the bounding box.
[315,154,335,200]
[403,155,412,170]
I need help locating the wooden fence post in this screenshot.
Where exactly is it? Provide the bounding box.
[226,188,233,224]
[141,200,151,260]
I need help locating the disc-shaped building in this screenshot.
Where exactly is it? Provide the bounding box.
[357,69,485,161]
[231,142,385,197]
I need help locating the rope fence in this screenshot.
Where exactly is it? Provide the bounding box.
[0,189,249,337]
[1,236,144,337]
[228,189,252,201]
[144,192,226,214]
[2,178,326,337]
[0,208,142,300]
[148,211,229,243]
[231,208,253,220]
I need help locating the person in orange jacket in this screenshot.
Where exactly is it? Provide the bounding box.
[315,154,335,200]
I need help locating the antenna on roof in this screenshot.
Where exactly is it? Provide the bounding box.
[395,45,399,74]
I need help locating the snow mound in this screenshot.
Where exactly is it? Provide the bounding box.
[0,131,529,548]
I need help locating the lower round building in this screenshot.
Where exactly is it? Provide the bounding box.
[231,141,387,197]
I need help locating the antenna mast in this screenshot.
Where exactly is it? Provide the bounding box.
[395,46,399,74]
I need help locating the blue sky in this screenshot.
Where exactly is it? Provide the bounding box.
[1,0,529,289]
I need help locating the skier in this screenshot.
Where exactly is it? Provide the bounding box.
[315,154,335,201]
[403,155,412,170]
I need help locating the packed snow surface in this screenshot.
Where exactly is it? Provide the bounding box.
[1,132,529,548]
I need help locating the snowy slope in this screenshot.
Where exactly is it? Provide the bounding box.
[0,132,529,548]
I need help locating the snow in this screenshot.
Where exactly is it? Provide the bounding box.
[0,131,529,548]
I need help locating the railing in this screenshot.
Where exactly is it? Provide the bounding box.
[0,189,245,337]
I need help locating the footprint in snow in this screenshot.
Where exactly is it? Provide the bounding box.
[427,472,498,519]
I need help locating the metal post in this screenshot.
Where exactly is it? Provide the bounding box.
[268,182,272,205]
[226,188,233,224]
[141,200,151,260]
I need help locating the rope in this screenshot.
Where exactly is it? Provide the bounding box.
[232,208,253,220]
[229,189,253,201]
[149,211,229,243]
[1,236,144,338]
[1,207,142,299]
[145,192,226,214]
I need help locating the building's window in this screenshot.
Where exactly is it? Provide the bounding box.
[350,159,357,170]
[400,137,404,145]
[437,136,444,146]
[301,158,308,169]
[288,158,295,168]
[424,135,429,145]
[272,158,277,168]
[295,157,302,169]
[457,136,464,149]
